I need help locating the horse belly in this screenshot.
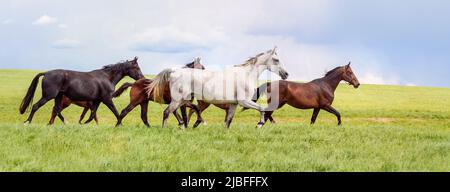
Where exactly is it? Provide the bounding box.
[288,92,319,109]
[64,81,100,101]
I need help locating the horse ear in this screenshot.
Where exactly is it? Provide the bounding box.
[272,46,278,54]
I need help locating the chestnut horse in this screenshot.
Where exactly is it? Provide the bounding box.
[113,58,205,128]
[244,63,359,125]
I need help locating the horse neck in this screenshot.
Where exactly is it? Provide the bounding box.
[240,64,265,80]
[323,71,343,92]
[103,70,125,85]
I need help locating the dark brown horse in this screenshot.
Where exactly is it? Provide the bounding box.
[112,58,205,128]
[20,57,144,126]
[245,63,360,125]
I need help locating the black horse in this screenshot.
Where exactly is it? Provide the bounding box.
[19,57,144,126]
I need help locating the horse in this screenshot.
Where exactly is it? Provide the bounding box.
[112,58,206,128]
[244,63,360,126]
[48,97,96,125]
[146,47,289,129]
[187,101,230,126]
[19,57,145,126]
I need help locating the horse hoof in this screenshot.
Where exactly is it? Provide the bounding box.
[179,125,186,129]
[24,121,30,126]
[256,124,264,129]
[202,121,207,125]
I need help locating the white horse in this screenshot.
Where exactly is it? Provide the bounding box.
[147,47,289,128]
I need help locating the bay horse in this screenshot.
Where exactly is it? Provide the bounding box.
[112,58,205,128]
[19,57,145,126]
[187,101,230,126]
[48,98,96,125]
[244,63,359,126]
[146,47,289,129]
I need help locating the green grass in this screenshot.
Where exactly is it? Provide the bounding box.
[0,69,449,171]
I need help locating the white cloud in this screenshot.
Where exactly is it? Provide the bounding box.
[359,73,399,85]
[33,14,58,25]
[132,26,207,52]
[52,39,80,49]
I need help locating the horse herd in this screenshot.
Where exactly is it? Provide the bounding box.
[19,47,360,129]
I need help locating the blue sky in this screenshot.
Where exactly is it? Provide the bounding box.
[1,0,449,87]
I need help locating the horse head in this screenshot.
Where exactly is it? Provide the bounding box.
[126,57,145,80]
[342,62,360,88]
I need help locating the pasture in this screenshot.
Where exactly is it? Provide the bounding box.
[0,69,449,171]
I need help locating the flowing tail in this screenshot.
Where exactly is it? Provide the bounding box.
[241,82,271,112]
[146,69,173,104]
[112,82,134,97]
[19,72,45,114]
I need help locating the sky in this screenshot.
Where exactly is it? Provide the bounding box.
[1,0,449,87]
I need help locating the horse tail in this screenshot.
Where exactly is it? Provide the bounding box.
[241,82,270,112]
[146,69,173,104]
[19,72,45,114]
[112,82,134,98]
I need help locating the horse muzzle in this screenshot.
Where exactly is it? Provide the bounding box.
[279,70,289,80]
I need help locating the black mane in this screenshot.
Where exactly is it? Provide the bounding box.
[325,66,343,77]
[102,60,132,72]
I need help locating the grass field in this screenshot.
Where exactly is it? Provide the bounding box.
[0,69,449,171]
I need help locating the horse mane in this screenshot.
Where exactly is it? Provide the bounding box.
[182,61,195,68]
[324,66,344,77]
[102,60,131,72]
[234,52,265,67]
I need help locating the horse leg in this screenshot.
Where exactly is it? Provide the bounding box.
[310,108,320,125]
[84,101,100,124]
[180,105,188,128]
[264,111,274,123]
[140,101,150,127]
[187,103,203,128]
[265,101,285,124]
[53,93,65,124]
[188,101,209,125]
[162,101,183,128]
[25,97,51,124]
[172,110,184,128]
[53,97,71,125]
[48,107,58,125]
[224,104,237,128]
[79,107,89,124]
[322,105,341,126]
[238,100,266,128]
[119,103,138,124]
[102,99,121,127]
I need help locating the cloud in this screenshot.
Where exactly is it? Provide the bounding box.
[131,26,224,53]
[52,39,80,49]
[33,14,58,25]
[359,73,399,85]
